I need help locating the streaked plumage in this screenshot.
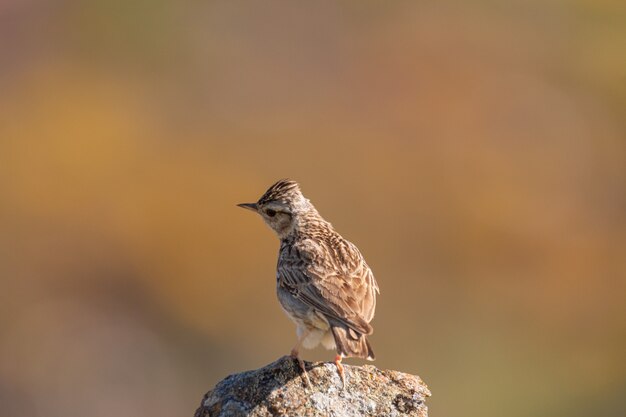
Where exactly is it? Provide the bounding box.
[238,179,379,387]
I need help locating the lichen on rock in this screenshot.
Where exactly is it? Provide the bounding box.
[194,356,430,417]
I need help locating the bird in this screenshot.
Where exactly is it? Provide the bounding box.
[237,179,379,388]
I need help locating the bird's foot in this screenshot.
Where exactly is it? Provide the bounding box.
[334,354,346,390]
[290,350,311,388]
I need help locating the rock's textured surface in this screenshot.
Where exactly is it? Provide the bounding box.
[194,356,430,417]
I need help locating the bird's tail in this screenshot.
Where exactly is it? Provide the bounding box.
[331,325,375,361]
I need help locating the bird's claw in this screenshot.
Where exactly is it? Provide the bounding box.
[335,355,346,390]
[291,352,312,388]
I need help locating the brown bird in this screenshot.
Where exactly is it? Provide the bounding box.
[238,179,379,387]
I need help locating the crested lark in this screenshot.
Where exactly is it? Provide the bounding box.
[238,179,379,388]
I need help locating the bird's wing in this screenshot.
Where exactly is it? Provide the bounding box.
[278,238,378,335]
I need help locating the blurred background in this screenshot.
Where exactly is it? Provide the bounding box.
[1,1,625,417]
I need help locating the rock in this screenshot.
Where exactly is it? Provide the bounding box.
[194,356,430,417]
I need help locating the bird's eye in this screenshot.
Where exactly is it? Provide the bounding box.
[266,209,276,217]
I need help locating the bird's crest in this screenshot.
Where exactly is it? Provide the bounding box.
[258,179,302,205]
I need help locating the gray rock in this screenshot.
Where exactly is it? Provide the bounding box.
[194,356,430,417]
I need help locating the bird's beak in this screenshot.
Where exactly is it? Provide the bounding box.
[237,203,258,212]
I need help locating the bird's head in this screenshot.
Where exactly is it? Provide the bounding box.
[237,179,311,238]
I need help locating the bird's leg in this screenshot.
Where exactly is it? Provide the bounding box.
[334,354,346,389]
[290,330,311,388]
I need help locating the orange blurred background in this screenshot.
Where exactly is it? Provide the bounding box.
[1,1,625,417]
